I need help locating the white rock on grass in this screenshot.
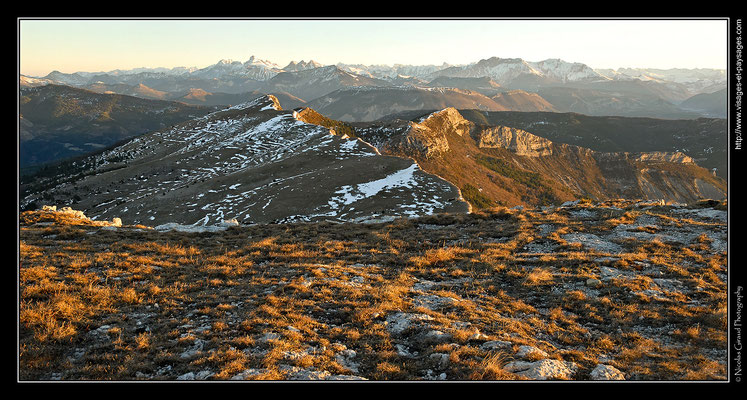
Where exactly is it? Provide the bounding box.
[231,368,267,380]
[421,329,452,343]
[335,349,359,373]
[177,372,195,380]
[562,233,623,254]
[481,340,512,350]
[385,312,434,335]
[326,375,368,380]
[279,365,330,380]
[504,359,577,380]
[220,219,239,227]
[516,345,549,359]
[58,207,87,219]
[590,364,625,380]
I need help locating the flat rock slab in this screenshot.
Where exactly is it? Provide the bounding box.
[562,233,623,254]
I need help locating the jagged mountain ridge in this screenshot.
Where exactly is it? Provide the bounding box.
[20,95,469,225]
[455,110,728,179]
[427,57,605,86]
[23,57,727,128]
[257,66,391,102]
[29,56,725,107]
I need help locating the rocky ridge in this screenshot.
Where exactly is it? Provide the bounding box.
[20,95,469,226]
[350,108,726,207]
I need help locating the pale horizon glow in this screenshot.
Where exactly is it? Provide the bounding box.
[19,19,729,77]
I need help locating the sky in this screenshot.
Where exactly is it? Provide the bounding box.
[18,18,729,77]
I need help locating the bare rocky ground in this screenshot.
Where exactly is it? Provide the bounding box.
[18,199,727,381]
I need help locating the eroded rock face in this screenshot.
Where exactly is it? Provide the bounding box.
[475,125,554,157]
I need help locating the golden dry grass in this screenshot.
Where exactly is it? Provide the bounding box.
[18,201,728,381]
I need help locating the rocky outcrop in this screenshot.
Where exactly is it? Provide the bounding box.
[30,206,122,227]
[634,151,694,164]
[392,108,472,159]
[475,125,554,156]
[593,151,694,164]
[349,107,725,207]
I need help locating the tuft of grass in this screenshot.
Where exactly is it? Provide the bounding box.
[522,268,554,286]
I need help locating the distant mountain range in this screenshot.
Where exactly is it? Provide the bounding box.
[22,55,726,122]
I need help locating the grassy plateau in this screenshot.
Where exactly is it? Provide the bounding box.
[18,199,728,381]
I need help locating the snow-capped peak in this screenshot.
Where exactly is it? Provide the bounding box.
[245,55,281,69]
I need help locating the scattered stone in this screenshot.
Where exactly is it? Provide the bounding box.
[385,312,434,335]
[258,332,281,342]
[521,239,560,253]
[423,369,447,380]
[516,345,549,359]
[67,348,86,363]
[590,364,625,380]
[430,353,450,370]
[562,233,623,254]
[231,368,267,380]
[481,340,513,350]
[395,344,418,358]
[177,372,196,380]
[194,370,214,380]
[586,278,603,288]
[421,329,452,344]
[335,349,359,373]
[179,339,205,359]
[560,200,580,208]
[326,375,368,380]
[220,219,239,227]
[155,365,173,376]
[279,365,331,380]
[504,359,577,380]
[413,294,458,310]
[282,349,311,361]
